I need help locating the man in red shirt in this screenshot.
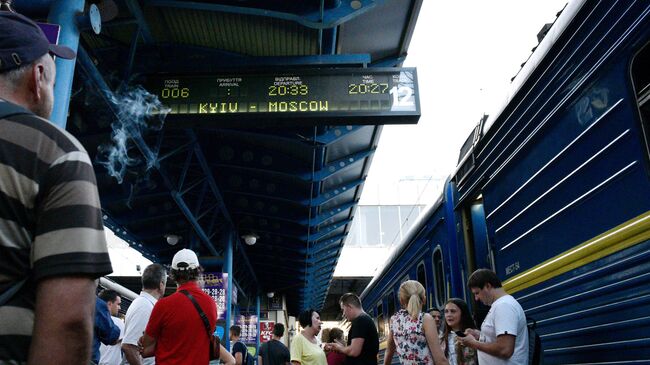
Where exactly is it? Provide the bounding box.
[141,249,217,364]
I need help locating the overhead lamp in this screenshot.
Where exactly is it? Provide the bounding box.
[165,234,181,246]
[242,233,259,246]
[267,292,275,298]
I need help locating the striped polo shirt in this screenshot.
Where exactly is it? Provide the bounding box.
[0,99,113,363]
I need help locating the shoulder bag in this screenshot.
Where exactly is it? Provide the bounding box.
[180,290,220,360]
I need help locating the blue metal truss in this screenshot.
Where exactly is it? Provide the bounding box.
[124,0,154,44]
[300,218,352,242]
[146,0,390,29]
[76,45,260,295]
[312,126,366,145]
[304,178,365,206]
[300,201,357,226]
[301,148,375,181]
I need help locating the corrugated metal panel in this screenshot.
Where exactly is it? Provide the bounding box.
[147,7,319,56]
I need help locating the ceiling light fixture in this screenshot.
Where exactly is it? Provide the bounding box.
[165,234,181,246]
[242,233,259,246]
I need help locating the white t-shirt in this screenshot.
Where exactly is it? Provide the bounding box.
[122,292,157,365]
[100,316,125,365]
[478,295,528,365]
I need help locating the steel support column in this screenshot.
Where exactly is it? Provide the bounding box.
[47,0,83,128]
[256,294,261,361]
[225,230,234,351]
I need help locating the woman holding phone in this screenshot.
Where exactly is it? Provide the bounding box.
[325,327,346,365]
[383,280,448,365]
[440,298,477,365]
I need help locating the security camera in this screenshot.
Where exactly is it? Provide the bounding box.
[267,292,275,298]
[242,233,258,245]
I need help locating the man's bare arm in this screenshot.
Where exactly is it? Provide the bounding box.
[28,276,96,365]
[140,332,157,358]
[220,345,235,365]
[122,344,143,365]
[333,338,364,357]
[459,333,516,359]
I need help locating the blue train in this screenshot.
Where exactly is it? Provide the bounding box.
[360,1,650,363]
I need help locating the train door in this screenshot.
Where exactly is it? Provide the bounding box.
[460,196,495,272]
[376,300,386,342]
[460,195,494,326]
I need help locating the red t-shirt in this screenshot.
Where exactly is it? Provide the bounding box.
[327,350,346,365]
[145,281,217,365]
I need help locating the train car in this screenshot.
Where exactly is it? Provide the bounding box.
[361,188,462,365]
[362,0,650,363]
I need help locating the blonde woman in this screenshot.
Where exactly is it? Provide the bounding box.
[383,281,449,365]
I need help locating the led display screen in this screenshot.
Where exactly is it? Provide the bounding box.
[146,68,420,125]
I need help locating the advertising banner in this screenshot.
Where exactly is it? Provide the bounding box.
[236,313,259,344]
[38,23,61,45]
[202,272,228,320]
[202,271,239,341]
[201,272,237,320]
[260,321,275,342]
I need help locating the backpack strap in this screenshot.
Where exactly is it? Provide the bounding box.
[180,290,213,338]
[238,341,248,363]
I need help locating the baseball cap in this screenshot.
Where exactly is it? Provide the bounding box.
[171,249,200,270]
[0,11,76,72]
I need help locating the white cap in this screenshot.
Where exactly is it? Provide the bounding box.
[171,249,199,270]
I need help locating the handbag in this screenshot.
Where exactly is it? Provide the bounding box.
[180,290,220,360]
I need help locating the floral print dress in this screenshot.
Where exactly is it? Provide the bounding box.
[390,309,433,365]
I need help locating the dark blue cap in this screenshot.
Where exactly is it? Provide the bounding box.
[0,11,76,72]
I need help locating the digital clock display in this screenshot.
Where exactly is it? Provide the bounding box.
[145,68,420,126]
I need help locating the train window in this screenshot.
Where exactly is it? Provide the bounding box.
[387,291,396,317]
[401,274,409,283]
[416,261,428,308]
[432,247,446,308]
[632,42,650,158]
[416,261,427,289]
[376,302,386,340]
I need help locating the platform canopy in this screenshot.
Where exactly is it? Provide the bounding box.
[15,0,423,314]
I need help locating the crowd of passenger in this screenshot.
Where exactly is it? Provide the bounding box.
[0,11,529,365]
[288,270,528,365]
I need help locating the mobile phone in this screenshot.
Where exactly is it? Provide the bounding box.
[455,331,467,337]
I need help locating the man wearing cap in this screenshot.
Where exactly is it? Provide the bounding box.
[0,11,112,365]
[141,249,217,364]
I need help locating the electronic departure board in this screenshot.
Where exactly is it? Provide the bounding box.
[145,68,420,126]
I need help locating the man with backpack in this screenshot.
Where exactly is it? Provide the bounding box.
[458,269,529,365]
[258,323,290,365]
[230,325,254,365]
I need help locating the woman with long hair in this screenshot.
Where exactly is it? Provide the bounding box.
[440,298,477,365]
[383,280,448,365]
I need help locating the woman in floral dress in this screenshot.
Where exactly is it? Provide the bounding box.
[383,280,448,365]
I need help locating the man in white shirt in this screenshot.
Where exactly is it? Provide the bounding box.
[458,269,528,365]
[121,264,167,365]
[99,289,125,365]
